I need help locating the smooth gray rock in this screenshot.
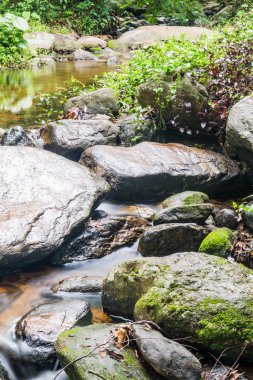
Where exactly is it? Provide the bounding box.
[112,26,214,50]
[69,49,97,61]
[64,88,119,117]
[214,208,238,229]
[52,210,149,264]
[41,117,119,160]
[132,324,201,380]
[226,96,253,167]
[24,32,55,50]
[78,36,107,49]
[80,142,243,201]
[0,147,109,274]
[138,223,208,256]
[1,126,35,147]
[161,191,209,208]
[15,299,90,366]
[154,204,214,225]
[53,34,81,52]
[102,252,253,362]
[52,276,103,293]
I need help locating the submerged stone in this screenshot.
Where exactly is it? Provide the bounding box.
[15,299,90,366]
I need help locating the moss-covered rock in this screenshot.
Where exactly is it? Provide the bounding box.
[55,324,161,380]
[161,191,209,208]
[102,252,253,362]
[199,227,235,257]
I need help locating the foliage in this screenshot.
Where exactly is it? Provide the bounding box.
[119,0,207,26]
[36,78,86,124]
[0,13,30,68]
[0,0,115,35]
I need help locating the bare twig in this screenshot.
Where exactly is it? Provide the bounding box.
[87,370,109,380]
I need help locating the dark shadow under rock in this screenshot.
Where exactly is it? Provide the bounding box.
[52,210,149,264]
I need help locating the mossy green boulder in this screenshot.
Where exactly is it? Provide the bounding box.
[161,191,209,208]
[55,324,161,380]
[102,252,253,362]
[199,227,235,257]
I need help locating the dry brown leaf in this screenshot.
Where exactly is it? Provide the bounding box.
[114,326,129,348]
[106,349,124,362]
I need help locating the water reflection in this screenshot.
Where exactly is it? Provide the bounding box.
[0,61,113,129]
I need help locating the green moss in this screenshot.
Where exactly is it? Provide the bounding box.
[183,192,209,205]
[197,299,253,353]
[199,227,235,257]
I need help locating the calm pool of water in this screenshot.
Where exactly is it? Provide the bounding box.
[0,61,114,130]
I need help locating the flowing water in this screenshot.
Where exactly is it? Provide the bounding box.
[0,62,253,380]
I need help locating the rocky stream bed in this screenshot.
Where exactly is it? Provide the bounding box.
[1,26,253,380]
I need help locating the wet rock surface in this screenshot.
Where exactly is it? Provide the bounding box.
[69,49,97,61]
[80,142,243,202]
[64,88,119,117]
[226,96,253,167]
[132,324,202,380]
[138,223,208,256]
[41,116,119,160]
[55,323,162,380]
[102,252,253,362]
[153,203,214,225]
[0,147,109,274]
[52,275,103,293]
[52,210,149,264]
[15,299,90,366]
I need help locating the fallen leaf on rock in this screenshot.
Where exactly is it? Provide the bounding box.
[99,349,107,358]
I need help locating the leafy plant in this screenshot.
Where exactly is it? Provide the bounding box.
[0,13,30,67]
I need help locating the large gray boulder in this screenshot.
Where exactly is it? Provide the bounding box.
[80,142,243,201]
[102,252,253,362]
[64,88,119,117]
[24,32,55,50]
[161,191,209,208]
[132,324,201,380]
[112,25,214,50]
[41,117,119,160]
[138,223,208,256]
[55,323,161,380]
[0,147,109,274]
[78,36,107,49]
[53,34,81,52]
[16,299,90,366]
[226,96,253,167]
[69,49,97,61]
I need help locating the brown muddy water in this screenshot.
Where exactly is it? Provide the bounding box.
[0,61,253,379]
[0,61,114,130]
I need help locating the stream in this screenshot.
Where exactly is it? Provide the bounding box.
[0,62,253,380]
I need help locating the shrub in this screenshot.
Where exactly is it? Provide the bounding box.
[0,13,30,67]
